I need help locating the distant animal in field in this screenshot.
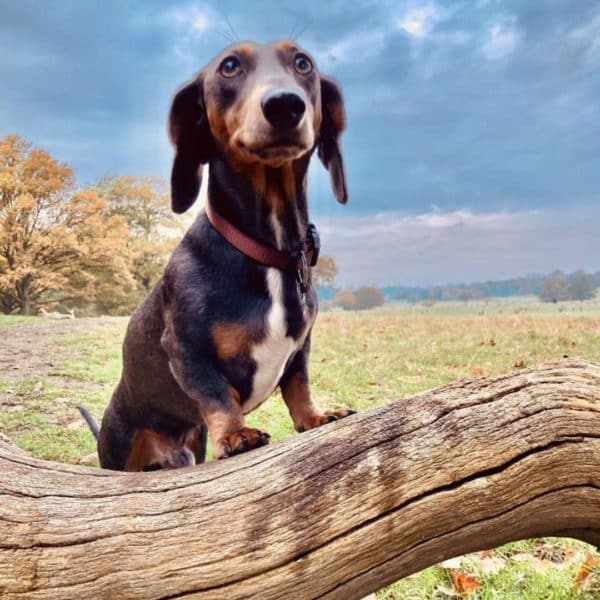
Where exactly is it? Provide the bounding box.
[39,307,75,320]
[78,40,355,472]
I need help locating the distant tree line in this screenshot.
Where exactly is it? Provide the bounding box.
[380,270,598,304]
[320,269,598,310]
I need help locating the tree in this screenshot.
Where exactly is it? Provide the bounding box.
[0,135,135,315]
[355,285,385,310]
[469,283,488,301]
[538,274,569,304]
[441,285,460,301]
[95,175,182,311]
[458,290,473,305]
[405,291,422,304]
[427,286,443,301]
[332,288,356,310]
[312,255,338,287]
[567,270,596,302]
[95,175,178,239]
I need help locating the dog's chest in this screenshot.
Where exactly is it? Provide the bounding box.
[243,269,311,413]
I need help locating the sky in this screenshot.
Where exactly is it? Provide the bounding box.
[1,0,599,286]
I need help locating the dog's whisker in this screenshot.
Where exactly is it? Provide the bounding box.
[218,27,234,43]
[223,14,239,42]
[289,17,301,41]
[292,21,311,44]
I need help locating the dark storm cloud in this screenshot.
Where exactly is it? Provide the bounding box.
[1,1,598,283]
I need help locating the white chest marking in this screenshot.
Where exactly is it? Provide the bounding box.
[244,269,299,414]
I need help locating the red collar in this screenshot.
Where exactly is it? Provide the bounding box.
[204,200,320,292]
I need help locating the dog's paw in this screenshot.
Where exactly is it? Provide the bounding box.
[295,406,356,433]
[216,427,271,459]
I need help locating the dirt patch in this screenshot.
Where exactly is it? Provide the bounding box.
[0,391,24,413]
[0,317,119,383]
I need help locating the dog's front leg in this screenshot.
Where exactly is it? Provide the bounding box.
[203,400,271,459]
[280,335,355,433]
[165,347,270,459]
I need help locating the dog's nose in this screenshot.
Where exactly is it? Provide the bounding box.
[261,89,306,130]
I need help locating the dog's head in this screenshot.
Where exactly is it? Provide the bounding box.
[168,40,347,213]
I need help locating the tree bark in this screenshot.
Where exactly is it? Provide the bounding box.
[1,358,600,599]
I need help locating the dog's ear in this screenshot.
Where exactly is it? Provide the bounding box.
[168,76,213,213]
[317,76,348,204]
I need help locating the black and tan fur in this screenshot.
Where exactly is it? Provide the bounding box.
[81,40,353,471]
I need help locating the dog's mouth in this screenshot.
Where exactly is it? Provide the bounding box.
[234,134,311,165]
[254,140,308,159]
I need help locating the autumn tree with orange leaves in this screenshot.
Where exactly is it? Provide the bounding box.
[0,135,134,315]
[94,174,183,312]
[313,254,338,287]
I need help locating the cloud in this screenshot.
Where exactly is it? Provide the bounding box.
[313,29,387,70]
[568,10,600,71]
[155,4,220,65]
[481,16,521,59]
[316,206,600,286]
[397,4,442,38]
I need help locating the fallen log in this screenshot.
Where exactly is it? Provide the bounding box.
[1,358,599,599]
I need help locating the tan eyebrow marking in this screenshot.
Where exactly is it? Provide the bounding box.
[276,40,298,52]
[233,43,255,58]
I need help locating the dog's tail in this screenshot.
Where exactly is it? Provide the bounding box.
[77,406,100,439]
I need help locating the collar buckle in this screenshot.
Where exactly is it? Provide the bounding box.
[292,249,310,294]
[306,223,320,267]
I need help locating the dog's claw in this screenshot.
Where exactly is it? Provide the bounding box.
[256,431,270,445]
[296,405,357,433]
[217,427,271,459]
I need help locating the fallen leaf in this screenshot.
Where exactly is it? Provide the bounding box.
[573,553,598,591]
[449,571,480,596]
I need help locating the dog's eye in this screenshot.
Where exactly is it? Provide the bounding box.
[293,54,313,75]
[219,56,241,78]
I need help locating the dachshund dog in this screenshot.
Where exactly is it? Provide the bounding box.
[79,40,354,471]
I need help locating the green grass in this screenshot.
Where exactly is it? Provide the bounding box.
[0,315,33,329]
[1,298,599,597]
[57,328,125,384]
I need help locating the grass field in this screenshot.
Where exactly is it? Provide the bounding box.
[1,296,599,598]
